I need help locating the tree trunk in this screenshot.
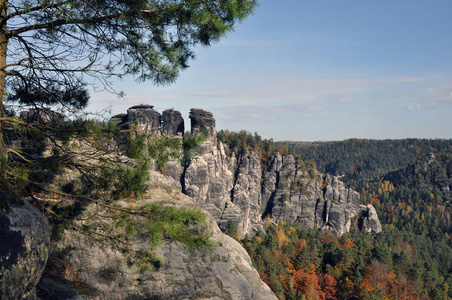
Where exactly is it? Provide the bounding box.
[0,0,8,185]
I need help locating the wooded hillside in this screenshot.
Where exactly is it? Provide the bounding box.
[225,138,452,299]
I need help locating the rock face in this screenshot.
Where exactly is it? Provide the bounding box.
[267,170,381,237]
[111,105,185,137]
[152,220,276,300]
[110,113,127,127]
[38,171,277,300]
[359,204,383,234]
[110,105,382,238]
[127,104,162,134]
[189,108,216,137]
[181,109,383,238]
[0,194,50,299]
[162,109,184,138]
[183,109,235,231]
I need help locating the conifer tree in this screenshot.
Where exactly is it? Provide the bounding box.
[0,0,257,190]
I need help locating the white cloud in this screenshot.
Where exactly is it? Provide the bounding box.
[88,74,426,115]
[420,81,452,105]
[257,76,419,100]
[186,89,232,98]
[214,103,326,124]
[203,75,421,105]
[87,74,452,139]
[407,104,421,111]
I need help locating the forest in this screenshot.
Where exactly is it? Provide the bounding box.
[220,136,452,299]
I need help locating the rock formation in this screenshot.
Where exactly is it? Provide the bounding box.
[189,108,216,137]
[110,113,127,127]
[110,105,382,238]
[126,104,162,134]
[267,170,383,237]
[37,171,277,300]
[181,109,382,238]
[0,193,50,299]
[3,104,383,299]
[162,109,184,138]
[111,105,186,138]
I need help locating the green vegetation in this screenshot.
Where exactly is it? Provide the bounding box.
[182,132,208,164]
[242,138,452,299]
[3,112,209,198]
[240,221,452,300]
[0,0,257,283]
[0,0,257,197]
[117,203,215,272]
[282,139,452,190]
[124,130,207,173]
[218,130,316,174]
[4,114,215,273]
[286,139,452,243]
[43,200,215,273]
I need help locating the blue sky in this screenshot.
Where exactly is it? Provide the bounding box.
[88,0,452,141]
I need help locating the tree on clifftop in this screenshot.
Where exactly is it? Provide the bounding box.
[0,0,257,186]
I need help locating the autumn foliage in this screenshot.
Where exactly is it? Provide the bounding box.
[240,221,447,300]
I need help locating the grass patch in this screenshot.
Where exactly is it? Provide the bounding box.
[116,203,215,272]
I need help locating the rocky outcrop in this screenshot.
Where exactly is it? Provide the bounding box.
[37,171,277,300]
[111,105,185,138]
[110,105,382,238]
[5,104,381,299]
[126,104,162,134]
[181,109,382,238]
[189,108,216,137]
[359,204,383,234]
[0,193,50,299]
[183,109,234,226]
[162,109,184,138]
[223,152,263,236]
[268,169,382,236]
[110,113,127,127]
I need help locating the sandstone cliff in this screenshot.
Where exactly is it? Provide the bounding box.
[113,105,383,239]
[36,171,277,300]
[180,108,382,238]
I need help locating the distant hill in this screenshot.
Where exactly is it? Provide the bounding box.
[278,138,452,188]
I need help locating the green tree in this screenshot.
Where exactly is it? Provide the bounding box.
[0,0,257,190]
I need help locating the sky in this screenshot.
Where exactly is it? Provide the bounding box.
[87,0,452,142]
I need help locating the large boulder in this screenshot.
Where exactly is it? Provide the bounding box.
[359,204,383,234]
[0,193,50,299]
